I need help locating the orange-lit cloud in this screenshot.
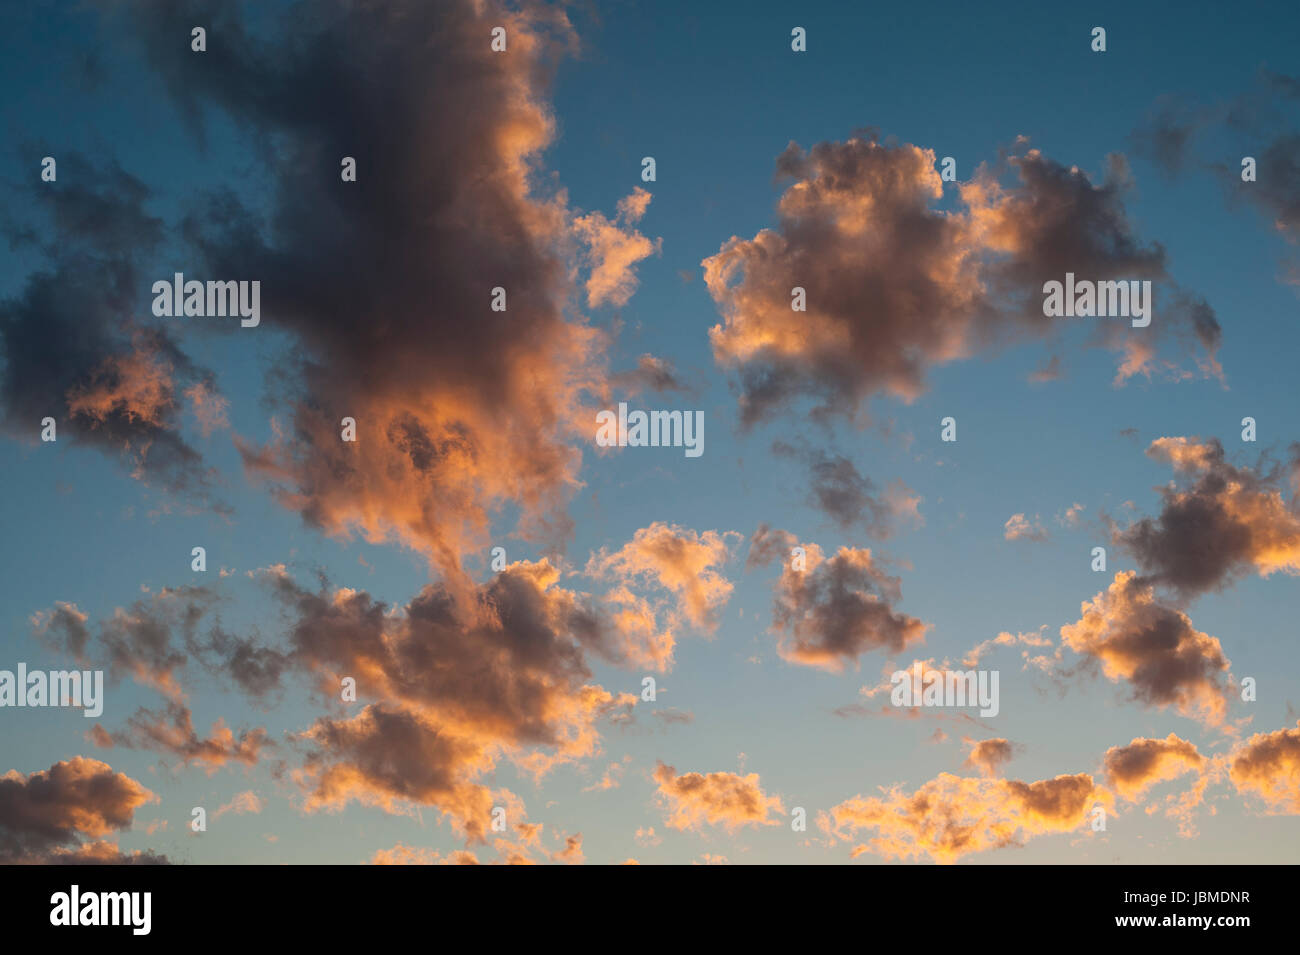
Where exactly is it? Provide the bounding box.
[0,757,161,863]
[821,771,1110,863]
[653,761,785,832]
[1060,571,1232,727]
[1117,437,1300,596]
[749,530,927,671]
[1229,719,1300,813]
[703,135,1219,425]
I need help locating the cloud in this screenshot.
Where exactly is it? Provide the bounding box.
[652,761,785,832]
[1229,719,1300,813]
[1132,73,1300,243]
[1115,437,1300,596]
[102,702,271,774]
[821,770,1108,863]
[1003,513,1049,542]
[1060,572,1233,728]
[114,0,655,576]
[0,757,162,863]
[585,522,739,647]
[608,354,688,395]
[0,153,220,501]
[702,133,1220,426]
[773,440,922,537]
[749,534,927,671]
[1102,733,1206,800]
[370,844,480,865]
[261,563,635,839]
[573,188,661,307]
[214,790,264,819]
[963,737,1018,777]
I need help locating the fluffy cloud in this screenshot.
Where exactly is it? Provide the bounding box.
[0,153,220,500]
[652,761,785,832]
[749,530,927,671]
[963,737,1017,777]
[262,563,635,839]
[1229,720,1300,813]
[1004,513,1049,542]
[0,757,162,864]
[1060,572,1232,727]
[1102,733,1206,800]
[703,134,1220,425]
[585,523,739,668]
[821,771,1108,863]
[1116,437,1300,596]
[112,0,662,575]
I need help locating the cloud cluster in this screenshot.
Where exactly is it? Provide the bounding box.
[703,133,1220,425]
[262,561,636,840]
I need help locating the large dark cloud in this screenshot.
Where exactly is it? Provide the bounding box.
[112,0,641,575]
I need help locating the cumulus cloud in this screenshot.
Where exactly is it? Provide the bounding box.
[100,702,271,774]
[0,153,221,501]
[1115,437,1300,596]
[703,133,1220,426]
[652,761,785,832]
[111,0,662,576]
[1060,572,1233,728]
[821,770,1108,863]
[1229,719,1300,813]
[261,563,635,840]
[0,757,163,864]
[573,188,661,308]
[748,531,927,671]
[1103,733,1206,800]
[585,522,739,649]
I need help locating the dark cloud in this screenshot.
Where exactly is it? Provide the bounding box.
[1115,437,1300,597]
[1060,571,1233,727]
[748,532,927,671]
[0,154,221,500]
[113,0,631,574]
[0,757,163,864]
[703,133,1220,426]
[773,440,921,537]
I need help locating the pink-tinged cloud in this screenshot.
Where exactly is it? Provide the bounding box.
[821,771,1110,863]
[653,761,785,832]
[1060,571,1232,727]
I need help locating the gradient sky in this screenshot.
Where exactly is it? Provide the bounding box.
[2,0,1299,865]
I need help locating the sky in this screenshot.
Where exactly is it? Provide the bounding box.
[1,0,1298,865]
